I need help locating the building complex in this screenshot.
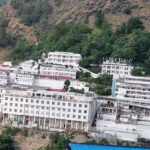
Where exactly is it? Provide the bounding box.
[0,52,150,142]
[0,52,97,132]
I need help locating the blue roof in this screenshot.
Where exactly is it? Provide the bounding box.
[69,144,150,150]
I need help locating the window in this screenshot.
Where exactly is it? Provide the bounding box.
[84,110,87,113]
[41,106,44,109]
[73,115,75,118]
[41,101,44,104]
[63,103,65,106]
[68,109,70,112]
[26,99,28,102]
[5,97,8,100]
[31,100,33,103]
[85,105,88,108]
[68,103,71,106]
[73,109,76,112]
[10,98,13,101]
[15,104,18,107]
[5,103,7,106]
[16,98,18,101]
[78,115,81,119]
[79,104,82,107]
[9,108,12,112]
[20,110,22,113]
[26,105,28,108]
[73,104,76,107]
[67,114,70,117]
[36,100,39,103]
[83,116,86,119]
[52,107,55,110]
[25,110,28,113]
[57,102,60,105]
[14,109,17,112]
[4,108,7,111]
[20,104,23,107]
[31,105,34,108]
[36,106,39,109]
[58,108,60,111]
[52,102,55,105]
[20,99,23,102]
[79,110,81,113]
[10,103,12,106]
[47,101,49,104]
[63,108,65,111]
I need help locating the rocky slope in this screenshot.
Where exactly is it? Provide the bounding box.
[0,3,38,44]
[47,0,150,31]
[0,0,149,59]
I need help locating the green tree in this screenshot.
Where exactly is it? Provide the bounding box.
[45,132,74,150]
[0,134,14,150]
[64,80,70,90]
[95,10,104,28]
[116,17,144,35]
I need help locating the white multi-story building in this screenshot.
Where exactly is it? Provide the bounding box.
[17,60,39,75]
[112,75,150,109]
[15,74,35,86]
[39,64,77,79]
[0,63,12,85]
[101,58,133,76]
[2,85,96,131]
[44,52,82,67]
[0,70,8,85]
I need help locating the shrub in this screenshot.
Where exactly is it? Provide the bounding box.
[22,128,28,137]
[42,134,46,139]
[123,7,131,15]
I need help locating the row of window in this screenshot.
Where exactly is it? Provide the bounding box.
[4,103,87,113]
[40,71,75,77]
[5,97,88,108]
[48,54,80,59]
[103,65,130,70]
[4,108,87,119]
[103,70,129,74]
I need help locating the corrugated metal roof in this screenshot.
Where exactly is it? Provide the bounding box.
[69,144,150,150]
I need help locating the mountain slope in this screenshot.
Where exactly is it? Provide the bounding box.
[46,0,150,31]
[0,0,149,41]
[0,0,149,62]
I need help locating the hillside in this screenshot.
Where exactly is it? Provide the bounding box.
[0,0,149,42]
[0,0,149,72]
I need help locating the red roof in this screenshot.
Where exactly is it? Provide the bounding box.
[49,88,67,92]
[2,64,9,67]
[0,69,9,73]
[39,74,72,79]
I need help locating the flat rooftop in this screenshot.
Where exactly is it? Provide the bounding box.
[69,144,150,150]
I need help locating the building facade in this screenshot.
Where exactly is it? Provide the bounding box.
[2,85,96,131]
[101,58,133,76]
[45,52,82,67]
[113,75,150,109]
